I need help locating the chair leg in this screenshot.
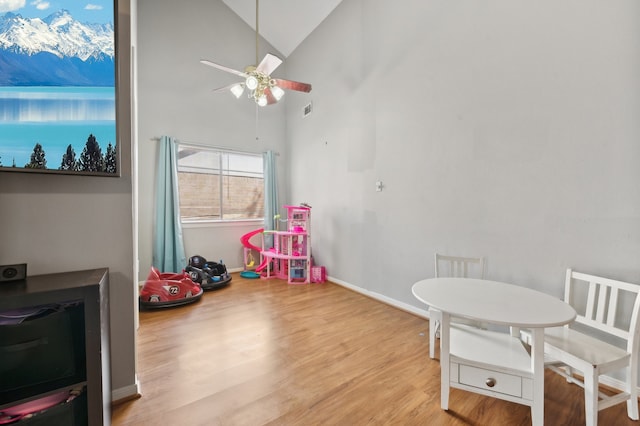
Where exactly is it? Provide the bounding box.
[583,368,599,426]
[627,363,639,420]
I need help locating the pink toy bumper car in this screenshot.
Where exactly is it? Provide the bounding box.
[139,267,203,309]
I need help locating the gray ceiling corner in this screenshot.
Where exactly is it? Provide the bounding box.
[222,0,343,58]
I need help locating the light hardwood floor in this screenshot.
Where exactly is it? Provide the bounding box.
[112,273,636,425]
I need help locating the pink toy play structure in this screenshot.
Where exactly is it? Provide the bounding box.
[240,205,313,284]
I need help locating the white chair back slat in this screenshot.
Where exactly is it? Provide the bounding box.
[594,284,608,324]
[607,287,619,327]
[586,281,597,320]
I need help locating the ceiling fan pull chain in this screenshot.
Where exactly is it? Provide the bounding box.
[255,103,260,141]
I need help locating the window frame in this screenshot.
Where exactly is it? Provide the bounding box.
[176,143,265,225]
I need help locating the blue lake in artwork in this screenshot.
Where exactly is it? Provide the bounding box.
[0,86,116,168]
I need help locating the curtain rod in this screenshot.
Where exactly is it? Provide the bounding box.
[151,137,279,156]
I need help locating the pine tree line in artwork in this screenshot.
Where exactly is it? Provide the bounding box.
[13,134,118,173]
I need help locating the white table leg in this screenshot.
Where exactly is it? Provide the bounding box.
[531,327,544,426]
[429,308,441,359]
[440,311,450,410]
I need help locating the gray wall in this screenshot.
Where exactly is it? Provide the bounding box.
[136,0,288,279]
[0,0,136,401]
[285,0,640,306]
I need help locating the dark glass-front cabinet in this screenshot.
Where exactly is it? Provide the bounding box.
[0,269,110,425]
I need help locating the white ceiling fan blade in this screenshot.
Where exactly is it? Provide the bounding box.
[200,59,249,78]
[211,82,243,93]
[256,53,282,75]
[274,78,312,93]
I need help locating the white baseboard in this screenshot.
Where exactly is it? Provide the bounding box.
[111,376,140,403]
[327,275,429,320]
[327,275,640,397]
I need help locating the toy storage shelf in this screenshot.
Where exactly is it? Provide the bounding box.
[0,268,111,425]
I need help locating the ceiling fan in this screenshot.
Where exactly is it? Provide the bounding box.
[200,0,312,107]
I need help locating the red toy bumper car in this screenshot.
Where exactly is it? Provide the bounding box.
[139,267,203,309]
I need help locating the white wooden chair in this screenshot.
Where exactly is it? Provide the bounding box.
[532,269,640,426]
[429,253,485,359]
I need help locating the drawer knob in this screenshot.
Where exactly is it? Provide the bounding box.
[485,378,496,388]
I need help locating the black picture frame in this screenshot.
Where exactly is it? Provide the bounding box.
[0,0,119,177]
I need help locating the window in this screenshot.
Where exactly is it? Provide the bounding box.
[176,144,264,222]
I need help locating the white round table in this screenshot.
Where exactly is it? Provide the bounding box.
[412,278,576,426]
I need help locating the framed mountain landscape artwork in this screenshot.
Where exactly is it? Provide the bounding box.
[0,0,118,176]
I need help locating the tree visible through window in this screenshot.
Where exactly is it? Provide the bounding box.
[177,145,264,222]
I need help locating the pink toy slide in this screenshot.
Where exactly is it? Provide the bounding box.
[240,228,268,272]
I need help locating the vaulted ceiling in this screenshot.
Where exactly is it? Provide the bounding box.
[222,0,343,57]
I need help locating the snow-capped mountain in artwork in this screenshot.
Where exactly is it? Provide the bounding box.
[0,10,115,86]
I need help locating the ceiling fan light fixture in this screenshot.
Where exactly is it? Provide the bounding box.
[230,83,245,98]
[200,0,311,107]
[245,75,259,91]
[271,85,285,101]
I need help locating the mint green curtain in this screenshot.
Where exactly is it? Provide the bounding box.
[263,150,278,248]
[152,136,187,272]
